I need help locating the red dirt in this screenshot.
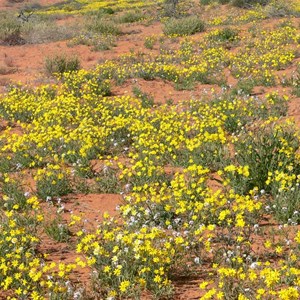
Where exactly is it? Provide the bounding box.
[288,97,300,118]
[113,78,220,104]
[0,41,103,87]
[62,193,122,223]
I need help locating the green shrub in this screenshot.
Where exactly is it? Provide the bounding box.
[45,55,80,75]
[36,167,73,200]
[164,0,180,17]
[62,1,84,12]
[45,217,71,242]
[163,16,205,36]
[231,0,269,8]
[99,7,115,15]
[0,14,24,45]
[230,79,255,96]
[271,183,300,224]
[23,19,78,44]
[1,180,28,211]
[217,27,238,41]
[86,17,121,36]
[208,27,239,45]
[117,11,144,23]
[7,0,25,3]
[144,35,157,49]
[200,0,213,4]
[69,33,116,51]
[232,125,300,194]
[264,0,300,17]
[132,86,154,108]
[95,166,121,194]
[0,12,78,45]
[292,72,300,97]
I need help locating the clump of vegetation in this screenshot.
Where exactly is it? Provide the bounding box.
[164,0,179,16]
[0,14,24,45]
[0,12,78,45]
[45,216,71,242]
[232,0,269,8]
[22,17,78,44]
[7,0,25,3]
[35,165,73,199]
[212,27,239,42]
[99,7,115,15]
[69,33,116,51]
[201,0,230,4]
[45,54,80,75]
[95,166,121,194]
[132,86,155,108]
[200,0,212,4]
[144,35,157,49]
[163,16,205,36]
[218,0,231,4]
[85,17,121,36]
[117,10,144,23]
[263,0,300,17]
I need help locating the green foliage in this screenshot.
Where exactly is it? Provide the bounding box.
[292,79,300,97]
[144,35,157,49]
[264,0,300,17]
[211,27,239,43]
[45,55,80,75]
[72,159,95,179]
[172,141,230,171]
[22,17,78,44]
[45,217,71,243]
[132,86,155,108]
[1,180,28,211]
[69,33,116,51]
[271,184,300,224]
[95,166,121,194]
[232,124,300,194]
[117,10,144,23]
[36,168,73,200]
[99,7,115,14]
[230,79,255,96]
[164,0,179,17]
[0,13,24,45]
[163,16,205,36]
[0,12,78,45]
[86,17,121,36]
[231,0,269,8]
[200,0,213,4]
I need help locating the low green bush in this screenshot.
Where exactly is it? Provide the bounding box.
[163,16,205,36]
[117,11,144,23]
[231,0,269,8]
[200,0,213,4]
[264,0,300,17]
[209,27,239,43]
[86,17,121,36]
[0,14,24,45]
[45,55,80,75]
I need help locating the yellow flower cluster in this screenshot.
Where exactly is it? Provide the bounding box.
[1,1,300,298]
[0,195,77,298]
[38,0,163,15]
